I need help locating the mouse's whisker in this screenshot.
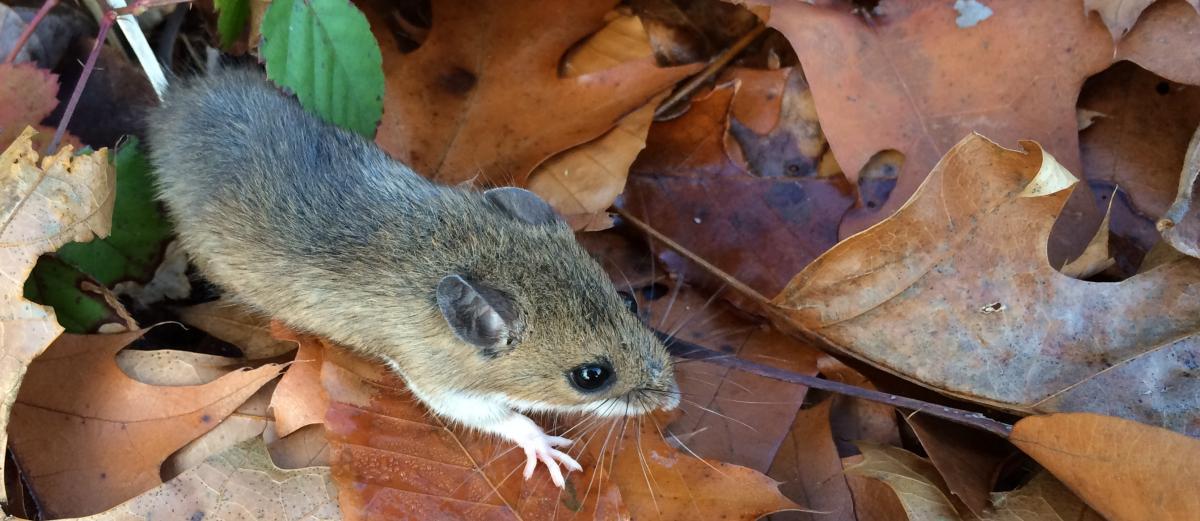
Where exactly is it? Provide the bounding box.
[650,414,727,477]
[586,413,622,516]
[678,397,759,433]
[634,415,663,519]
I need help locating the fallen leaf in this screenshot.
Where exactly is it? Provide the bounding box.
[62,438,340,521]
[1010,413,1200,521]
[527,13,673,228]
[0,64,58,149]
[115,348,242,385]
[1084,0,1157,40]
[817,356,901,453]
[7,331,281,517]
[907,416,1015,518]
[1058,194,1114,279]
[177,299,297,359]
[162,380,276,481]
[987,471,1104,521]
[771,134,1200,434]
[365,0,696,185]
[1160,125,1200,258]
[268,423,332,469]
[306,333,797,520]
[842,455,911,521]
[753,0,1112,259]
[622,68,856,298]
[844,442,966,521]
[270,323,328,438]
[1116,0,1200,86]
[766,398,856,521]
[0,128,113,504]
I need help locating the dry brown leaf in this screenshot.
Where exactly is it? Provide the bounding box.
[751,0,1112,245]
[1010,413,1200,521]
[623,68,855,298]
[0,128,114,504]
[817,356,902,452]
[527,14,673,229]
[1059,194,1114,279]
[7,331,281,517]
[842,455,911,521]
[844,442,966,521]
[1084,0,1158,40]
[270,324,328,438]
[772,134,1200,435]
[295,332,796,520]
[1116,0,1200,85]
[177,299,297,359]
[766,398,856,521]
[115,348,242,385]
[1160,125,1200,258]
[57,438,340,521]
[162,380,276,481]
[365,0,696,186]
[267,423,331,469]
[907,416,1015,518]
[987,471,1104,521]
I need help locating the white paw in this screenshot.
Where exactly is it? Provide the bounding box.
[497,415,583,488]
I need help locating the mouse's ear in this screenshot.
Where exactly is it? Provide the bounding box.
[436,275,523,355]
[483,187,562,225]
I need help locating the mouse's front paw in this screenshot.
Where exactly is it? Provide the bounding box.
[497,415,582,488]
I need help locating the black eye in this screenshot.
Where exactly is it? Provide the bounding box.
[618,291,638,314]
[569,363,613,392]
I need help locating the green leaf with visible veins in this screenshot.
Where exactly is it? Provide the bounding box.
[24,139,172,332]
[214,0,251,48]
[260,0,384,137]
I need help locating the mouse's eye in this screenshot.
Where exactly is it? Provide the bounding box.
[569,363,613,392]
[618,291,638,314]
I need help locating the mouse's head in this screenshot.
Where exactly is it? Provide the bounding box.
[432,188,678,418]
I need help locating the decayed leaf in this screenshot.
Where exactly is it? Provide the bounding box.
[295,331,796,520]
[364,0,695,185]
[261,0,384,137]
[844,443,964,521]
[1084,0,1158,40]
[0,64,58,149]
[622,68,855,298]
[1160,125,1200,258]
[1010,413,1200,521]
[7,331,282,517]
[0,128,113,503]
[527,14,677,229]
[987,471,1103,521]
[1116,0,1200,85]
[60,438,340,521]
[771,134,1200,435]
[750,0,1112,241]
[177,299,297,359]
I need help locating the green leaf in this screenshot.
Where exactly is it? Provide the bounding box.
[259,0,384,137]
[214,0,251,48]
[24,139,173,332]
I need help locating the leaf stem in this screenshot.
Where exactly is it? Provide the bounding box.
[658,331,1015,438]
[3,0,59,65]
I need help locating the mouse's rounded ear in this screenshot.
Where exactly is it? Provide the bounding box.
[483,187,562,226]
[436,274,524,355]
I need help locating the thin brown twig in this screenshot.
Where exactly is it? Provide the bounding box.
[3,0,59,65]
[653,22,769,119]
[48,10,115,153]
[658,331,1014,438]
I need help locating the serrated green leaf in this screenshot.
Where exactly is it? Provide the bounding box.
[259,0,384,137]
[214,0,251,48]
[24,139,173,332]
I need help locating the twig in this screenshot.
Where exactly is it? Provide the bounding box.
[653,23,769,119]
[48,10,115,154]
[658,332,1015,438]
[3,0,59,65]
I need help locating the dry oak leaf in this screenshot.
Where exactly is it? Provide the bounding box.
[1115,0,1200,86]
[7,330,282,517]
[750,0,1112,240]
[43,438,340,521]
[1083,0,1199,40]
[299,333,797,520]
[0,128,113,503]
[1010,413,1200,521]
[363,0,697,186]
[177,299,297,359]
[844,442,964,520]
[766,398,857,521]
[772,134,1200,435]
[527,14,683,230]
[270,322,329,438]
[622,68,855,298]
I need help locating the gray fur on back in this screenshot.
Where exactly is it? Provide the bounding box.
[145,67,675,412]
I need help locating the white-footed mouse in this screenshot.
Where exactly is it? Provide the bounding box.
[145,67,678,487]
